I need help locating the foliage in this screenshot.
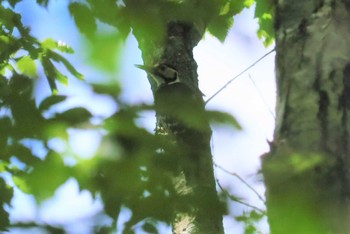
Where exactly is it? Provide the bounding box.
[236,210,265,234]
[255,0,274,46]
[0,0,274,233]
[0,3,86,231]
[58,0,272,44]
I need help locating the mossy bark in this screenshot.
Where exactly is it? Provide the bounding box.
[263,0,350,233]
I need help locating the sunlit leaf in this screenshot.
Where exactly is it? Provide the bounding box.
[23,151,70,202]
[290,153,324,173]
[57,40,74,53]
[17,56,38,78]
[55,69,69,86]
[0,35,10,44]
[0,161,8,173]
[255,0,274,46]
[244,0,255,7]
[43,122,69,140]
[42,38,57,50]
[220,2,230,16]
[42,38,74,53]
[85,32,123,72]
[13,176,31,193]
[49,51,84,80]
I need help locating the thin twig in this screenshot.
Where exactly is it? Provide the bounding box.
[214,162,266,204]
[248,74,275,119]
[205,49,275,105]
[217,179,266,214]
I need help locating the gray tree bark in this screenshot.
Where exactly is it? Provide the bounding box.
[134,21,224,234]
[263,0,350,233]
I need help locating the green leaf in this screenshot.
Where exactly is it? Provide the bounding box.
[0,35,10,44]
[249,210,264,221]
[85,32,123,72]
[0,177,13,231]
[17,56,38,78]
[42,39,74,53]
[0,117,12,149]
[39,95,67,112]
[55,69,69,86]
[42,38,57,50]
[91,82,121,96]
[8,0,22,8]
[228,0,251,15]
[0,207,9,232]
[69,2,97,36]
[22,151,70,202]
[207,16,234,42]
[255,0,274,46]
[36,0,49,7]
[0,161,8,173]
[142,222,159,234]
[13,176,31,193]
[220,2,230,15]
[207,110,241,129]
[244,0,255,7]
[57,40,74,54]
[41,55,57,93]
[12,145,41,166]
[49,51,84,80]
[54,107,92,125]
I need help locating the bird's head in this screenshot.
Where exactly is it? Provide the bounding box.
[136,63,179,86]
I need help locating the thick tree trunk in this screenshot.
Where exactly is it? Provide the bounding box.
[134,21,224,234]
[263,1,350,233]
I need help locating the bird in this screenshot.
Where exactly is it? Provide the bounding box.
[136,63,209,141]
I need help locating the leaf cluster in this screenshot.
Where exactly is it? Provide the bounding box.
[236,210,265,234]
[0,4,83,93]
[0,2,88,231]
[255,0,274,46]
[52,0,272,45]
[0,0,270,233]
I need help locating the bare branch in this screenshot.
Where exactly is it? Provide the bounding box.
[248,74,275,119]
[216,179,266,214]
[205,49,275,105]
[214,162,266,204]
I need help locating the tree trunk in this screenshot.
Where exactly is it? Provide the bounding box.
[263,0,350,233]
[134,21,224,234]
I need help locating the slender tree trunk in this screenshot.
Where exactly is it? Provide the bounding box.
[263,0,350,233]
[134,21,224,234]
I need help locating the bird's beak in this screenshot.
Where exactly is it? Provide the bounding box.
[135,64,150,72]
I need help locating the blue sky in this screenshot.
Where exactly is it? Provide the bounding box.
[5,1,275,233]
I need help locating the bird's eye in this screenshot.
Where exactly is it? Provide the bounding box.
[158,64,167,71]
